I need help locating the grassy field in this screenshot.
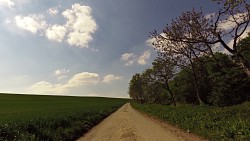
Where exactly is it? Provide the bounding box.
[131,102,250,141]
[0,93,128,141]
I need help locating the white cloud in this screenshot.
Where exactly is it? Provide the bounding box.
[29,72,100,94]
[13,3,97,49]
[29,81,67,94]
[47,7,59,16]
[15,14,46,34]
[121,50,151,66]
[137,50,151,65]
[121,53,136,66]
[62,4,97,48]
[121,53,135,61]
[145,34,166,53]
[222,27,250,54]
[218,12,248,31]
[145,37,156,48]
[54,68,70,76]
[0,0,14,8]
[46,25,67,42]
[28,72,121,94]
[102,74,123,84]
[54,68,70,80]
[67,72,100,87]
[67,31,93,47]
[15,0,30,4]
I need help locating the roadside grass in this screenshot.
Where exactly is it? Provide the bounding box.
[0,93,128,141]
[131,102,250,141]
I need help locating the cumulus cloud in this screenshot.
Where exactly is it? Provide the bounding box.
[218,12,248,31]
[121,53,136,66]
[0,0,14,8]
[46,25,67,42]
[47,7,59,16]
[54,68,70,76]
[137,50,151,65]
[13,3,97,48]
[29,72,100,94]
[30,81,67,94]
[54,68,70,80]
[121,50,151,66]
[145,38,156,48]
[102,74,123,83]
[62,4,97,48]
[67,72,100,87]
[15,14,46,34]
[29,72,121,94]
[121,53,135,61]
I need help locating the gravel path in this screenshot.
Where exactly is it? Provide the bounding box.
[77,103,206,141]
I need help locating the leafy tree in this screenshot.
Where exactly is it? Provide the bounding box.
[151,31,204,104]
[151,58,177,106]
[234,33,250,68]
[129,73,144,103]
[150,0,250,76]
[203,53,250,106]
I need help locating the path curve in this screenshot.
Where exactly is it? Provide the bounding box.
[77,103,206,141]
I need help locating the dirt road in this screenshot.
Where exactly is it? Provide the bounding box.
[77,103,206,141]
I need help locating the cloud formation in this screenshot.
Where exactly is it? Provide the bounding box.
[46,25,67,42]
[67,72,100,87]
[54,68,70,80]
[30,81,66,94]
[62,4,97,48]
[13,3,97,48]
[47,7,59,16]
[29,72,122,94]
[218,12,248,31]
[137,50,151,65]
[102,74,123,83]
[15,14,46,34]
[121,53,135,66]
[121,50,151,66]
[0,0,14,8]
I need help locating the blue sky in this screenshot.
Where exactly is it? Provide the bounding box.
[0,0,220,98]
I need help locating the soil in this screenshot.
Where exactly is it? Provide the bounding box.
[77,103,207,141]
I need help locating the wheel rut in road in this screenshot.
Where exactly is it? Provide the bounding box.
[77,103,206,141]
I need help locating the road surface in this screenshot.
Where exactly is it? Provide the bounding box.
[77,103,206,141]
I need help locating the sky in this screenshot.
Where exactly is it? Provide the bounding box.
[0,0,224,98]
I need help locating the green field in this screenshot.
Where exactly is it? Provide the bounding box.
[0,93,128,141]
[131,102,250,141]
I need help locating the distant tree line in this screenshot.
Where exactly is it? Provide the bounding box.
[129,0,250,106]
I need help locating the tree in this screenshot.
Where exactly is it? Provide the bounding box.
[151,30,204,104]
[203,53,250,106]
[234,33,250,68]
[151,58,177,106]
[128,73,145,104]
[151,0,250,76]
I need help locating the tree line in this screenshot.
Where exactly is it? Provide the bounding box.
[129,0,250,106]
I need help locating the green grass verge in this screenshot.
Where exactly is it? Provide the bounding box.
[0,93,128,141]
[131,102,250,141]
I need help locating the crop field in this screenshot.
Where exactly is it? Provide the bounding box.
[131,102,250,141]
[0,93,128,141]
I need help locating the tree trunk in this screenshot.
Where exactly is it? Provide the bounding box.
[164,81,176,106]
[137,77,144,104]
[190,60,203,105]
[167,88,176,106]
[238,54,250,77]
